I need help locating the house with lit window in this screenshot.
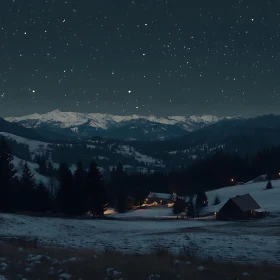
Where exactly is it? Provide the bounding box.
[146,192,177,205]
[217,193,265,220]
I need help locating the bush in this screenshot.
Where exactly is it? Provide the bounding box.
[266,181,273,189]
[212,195,221,205]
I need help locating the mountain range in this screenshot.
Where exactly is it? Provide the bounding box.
[5,110,241,141]
[2,111,280,173]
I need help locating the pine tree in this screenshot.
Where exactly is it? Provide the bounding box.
[73,160,86,215]
[19,162,37,211]
[34,181,50,212]
[195,190,208,207]
[0,138,16,211]
[133,187,146,207]
[39,156,47,175]
[47,161,55,177]
[48,176,57,202]
[115,194,127,213]
[114,162,127,213]
[55,162,74,214]
[20,162,36,186]
[266,180,273,189]
[173,198,187,214]
[35,155,47,175]
[85,161,108,216]
[187,196,195,218]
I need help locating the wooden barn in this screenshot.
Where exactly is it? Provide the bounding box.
[217,193,264,221]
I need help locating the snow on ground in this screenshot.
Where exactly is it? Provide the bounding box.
[116,145,164,167]
[12,156,54,186]
[202,178,280,214]
[1,175,280,264]
[0,132,50,155]
[111,207,176,219]
[0,211,279,264]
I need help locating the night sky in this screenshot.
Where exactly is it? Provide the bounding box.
[1,0,280,117]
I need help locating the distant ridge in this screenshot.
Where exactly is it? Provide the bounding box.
[5,109,241,129]
[4,110,243,141]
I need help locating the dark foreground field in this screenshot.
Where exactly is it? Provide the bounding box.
[0,239,279,280]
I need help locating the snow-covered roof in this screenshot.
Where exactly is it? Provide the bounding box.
[148,192,176,200]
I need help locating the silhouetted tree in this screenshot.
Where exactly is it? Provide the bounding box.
[55,162,74,214]
[266,180,273,189]
[73,160,86,215]
[133,187,147,207]
[195,190,208,207]
[48,176,57,202]
[115,195,127,213]
[35,154,47,175]
[0,138,16,211]
[85,161,108,216]
[34,181,50,212]
[19,162,37,211]
[114,162,128,213]
[173,197,187,214]
[47,161,55,177]
[187,196,195,218]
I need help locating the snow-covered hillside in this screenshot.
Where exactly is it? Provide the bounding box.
[203,179,280,214]
[0,132,163,172]
[5,109,240,131]
[0,132,51,156]
[12,156,54,186]
[109,178,280,220]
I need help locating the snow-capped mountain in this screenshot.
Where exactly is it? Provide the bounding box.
[2,114,280,172]
[5,109,242,141]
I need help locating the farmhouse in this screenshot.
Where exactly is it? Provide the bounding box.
[147,192,176,205]
[217,193,265,221]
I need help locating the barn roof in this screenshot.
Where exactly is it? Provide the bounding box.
[231,194,260,212]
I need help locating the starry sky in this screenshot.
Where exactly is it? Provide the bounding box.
[0,0,280,117]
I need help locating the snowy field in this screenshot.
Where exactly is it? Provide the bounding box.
[0,177,280,264]
[0,212,279,264]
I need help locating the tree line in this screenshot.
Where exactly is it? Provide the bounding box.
[1,135,280,216]
[0,138,108,216]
